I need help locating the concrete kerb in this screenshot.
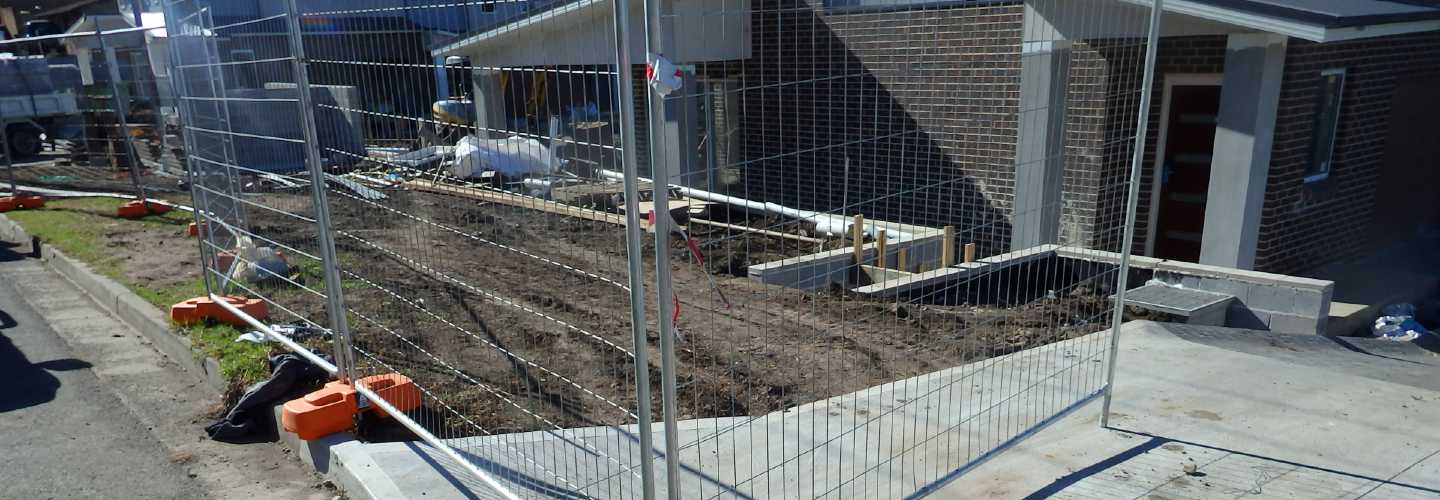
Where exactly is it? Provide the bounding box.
[0,213,228,391]
[270,406,408,500]
[0,213,406,500]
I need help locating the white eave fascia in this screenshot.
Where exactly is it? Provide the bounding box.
[1119,0,1328,41]
[1319,18,1440,42]
[430,0,603,58]
[1119,0,1440,43]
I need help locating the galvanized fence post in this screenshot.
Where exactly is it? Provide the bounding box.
[164,13,213,299]
[1,119,15,196]
[1101,0,1167,428]
[93,17,149,204]
[609,0,660,496]
[639,0,684,493]
[282,0,359,384]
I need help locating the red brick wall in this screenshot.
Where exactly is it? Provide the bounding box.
[1255,31,1440,274]
[1062,35,1228,253]
[711,0,1025,255]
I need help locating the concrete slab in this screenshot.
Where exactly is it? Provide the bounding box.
[333,321,1440,499]
[941,322,1440,498]
[331,324,1115,499]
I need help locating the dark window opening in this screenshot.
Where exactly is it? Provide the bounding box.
[1306,68,1344,183]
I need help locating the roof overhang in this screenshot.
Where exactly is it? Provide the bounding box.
[1121,0,1440,42]
[433,0,750,67]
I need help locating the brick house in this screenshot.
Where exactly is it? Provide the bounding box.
[437,0,1440,276]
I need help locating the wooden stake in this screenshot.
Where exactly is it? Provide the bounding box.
[874,229,887,269]
[852,214,865,265]
[963,242,976,264]
[941,225,955,267]
[897,248,908,272]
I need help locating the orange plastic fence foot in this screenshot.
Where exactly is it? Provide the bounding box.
[186,221,206,237]
[280,373,422,441]
[169,296,269,327]
[117,200,173,219]
[0,195,45,212]
[358,373,421,418]
[282,380,359,440]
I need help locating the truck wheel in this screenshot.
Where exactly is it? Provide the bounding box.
[7,126,42,158]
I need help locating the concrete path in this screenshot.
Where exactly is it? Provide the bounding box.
[0,241,336,499]
[943,323,1440,499]
[335,321,1440,499]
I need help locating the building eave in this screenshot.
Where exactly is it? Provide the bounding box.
[1117,0,1440,42]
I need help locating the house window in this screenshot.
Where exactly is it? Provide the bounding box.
[1306,68,1344,183]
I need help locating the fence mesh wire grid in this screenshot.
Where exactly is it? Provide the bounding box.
[155,0,1165,497]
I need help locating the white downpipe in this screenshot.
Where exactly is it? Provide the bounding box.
[596,168,914,241]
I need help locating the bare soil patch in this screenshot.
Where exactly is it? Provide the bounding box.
[235,187,1109,434]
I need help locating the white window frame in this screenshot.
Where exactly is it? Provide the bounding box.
[1305,68,1346,184]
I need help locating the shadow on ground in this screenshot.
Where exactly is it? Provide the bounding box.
[1025,431,1440,499]
[0,271,94,412]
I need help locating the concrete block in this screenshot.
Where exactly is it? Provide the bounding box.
[1197,277,1251,303]
[1267,312,1321,335]
[1180,274,1202,289]
[1227,303,1270,330]
[1245,285,1298,313]
[1152,270,1182,286]
[1293,288,1327,318]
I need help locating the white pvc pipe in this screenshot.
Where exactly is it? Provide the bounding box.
[0,184,195,212]
[596,168,914,241]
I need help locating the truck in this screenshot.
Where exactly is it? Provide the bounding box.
[0,55,82,158]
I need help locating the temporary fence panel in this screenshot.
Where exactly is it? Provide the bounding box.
[162,0,1165,496]
[0,21,182,202]
[632,0,1164,497]
[164,0,340,377]
[165,0,654,498]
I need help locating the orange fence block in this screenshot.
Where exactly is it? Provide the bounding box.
[214,251,236,272]
[281,373,422,440]
[358,373,422,418]
[0,195,45,212]
[116,200,174,219]
[282,380,359,441]
[169,296,269,327]
[186,221,205,237]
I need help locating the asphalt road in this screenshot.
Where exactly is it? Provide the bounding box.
[0,242,208,499]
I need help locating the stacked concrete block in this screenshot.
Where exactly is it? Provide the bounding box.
[1152,261,1333,335]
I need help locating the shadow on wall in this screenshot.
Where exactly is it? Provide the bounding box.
[718,0,1018,257]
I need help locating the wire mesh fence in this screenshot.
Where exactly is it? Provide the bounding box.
[1,20,186,203]
[162,0,1165,496]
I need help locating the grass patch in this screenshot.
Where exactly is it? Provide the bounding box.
[179,323,271,385]
[7,197,270,385]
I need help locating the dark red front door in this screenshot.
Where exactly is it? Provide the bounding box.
[1154,85,1221,262]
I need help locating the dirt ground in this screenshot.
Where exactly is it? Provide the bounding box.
[231,187,1110,435]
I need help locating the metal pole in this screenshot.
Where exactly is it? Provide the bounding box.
[163,6,213,298]
[130,0,144,27]
[609,0,659,496]
[1,120,16,195]
[282,0,358,385]
[637,0,683,493]
[94,18,149,204]
[1101,0,1166,428]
